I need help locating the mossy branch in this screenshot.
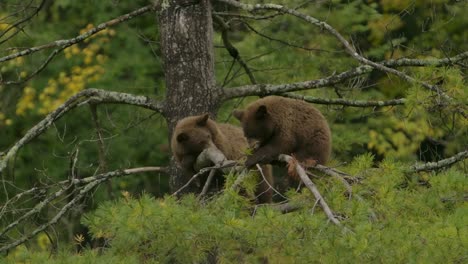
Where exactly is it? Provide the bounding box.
[408,150,468,173]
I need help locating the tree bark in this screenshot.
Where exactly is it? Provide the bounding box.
[158,0,218,191]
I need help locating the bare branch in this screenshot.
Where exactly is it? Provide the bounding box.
[0,166,165,253]
[214,15,257,85]
[256,164,286,199]
[172,145,237,196]
[241,21,331,53]
[0,0,46,45]
[199,169,217,198]
[0,4,156,64]
[2,48,61,85]
[279,154,341,226]
[220,52,467,100]
[0,88,164,173]
[408,150,468,173]
[216,0,466,100]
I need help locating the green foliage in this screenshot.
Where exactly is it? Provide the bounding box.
[1,0,466,262]
[6,160,466,263]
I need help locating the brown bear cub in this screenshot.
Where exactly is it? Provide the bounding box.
[171,113,273,203]
[233,96,331,168]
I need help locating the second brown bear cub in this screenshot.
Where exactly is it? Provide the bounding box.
[233,96,331,168]
[171,114,273,203]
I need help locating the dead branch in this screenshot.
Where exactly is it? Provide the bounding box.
[0,166,165,253]
[0,4,156,64]
[213,15,257,85]
[256,164,286,199]
[408,150,468,173]
[0,0,46,45]
[199,169,217,198]
[216,0,455,100]
[89,104,113,198]
[172,145,237,196]
[0,88,164,174]
[279,154,341,226]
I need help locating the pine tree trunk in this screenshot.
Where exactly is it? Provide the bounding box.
[158,0,219,191]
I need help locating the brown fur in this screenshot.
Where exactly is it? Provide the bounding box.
[233,96,331,168]
[171,113,273,203]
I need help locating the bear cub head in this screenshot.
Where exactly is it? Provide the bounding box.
[233,105,275,146]
[171,114,214,171]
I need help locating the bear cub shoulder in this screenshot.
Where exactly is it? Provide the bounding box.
[233,96,331,167]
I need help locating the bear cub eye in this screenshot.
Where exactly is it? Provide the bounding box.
[177,133,189,142]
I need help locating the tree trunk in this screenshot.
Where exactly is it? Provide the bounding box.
[158,0,218,191]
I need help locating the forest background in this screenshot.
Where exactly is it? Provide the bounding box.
[0,0,466,263]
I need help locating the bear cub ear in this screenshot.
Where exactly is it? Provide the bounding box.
[177,132,189,142]
[233,109,244,121]
[196,113,210,126]
[255,105,268,120]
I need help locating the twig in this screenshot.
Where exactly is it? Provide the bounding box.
[0,0,46,45]
[313,164,360,184]
[0,4,157,63]
[256,164,286,199]
[279,154,341,226]
[2,48,61,85]
[0,177,104,253]
[0,183,74,238]
[213,15,257,85]
[216,0,453,100]
[172,166,214,197]
[89,104,113,198]
[199,169,217,198]
[0,166,165,253]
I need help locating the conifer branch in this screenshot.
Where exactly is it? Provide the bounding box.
[0,89,164,174]
[408,150,468,173]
